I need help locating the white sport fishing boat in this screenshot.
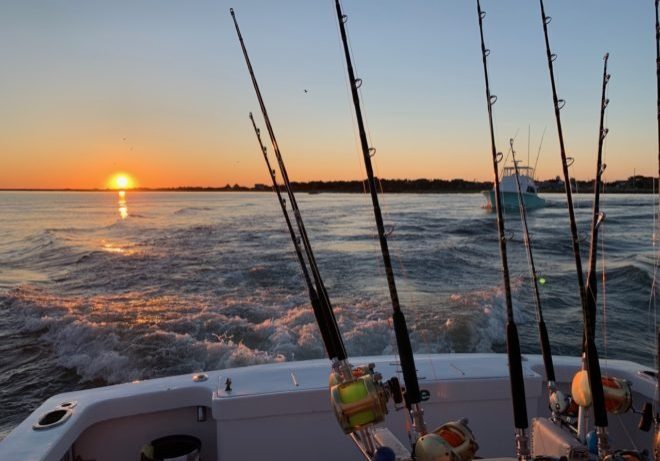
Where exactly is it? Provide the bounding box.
[0,353,655,460]
[482,164,546,210]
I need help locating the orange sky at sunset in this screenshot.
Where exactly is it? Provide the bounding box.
[0,1,656,189]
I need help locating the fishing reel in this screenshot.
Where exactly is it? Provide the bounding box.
[548,388,570,415]
[547,386,583,429]
[330,363,479,461]
[600,450,647,461]
[414,419,479,461]
[570,370,656,434]
[571,371,632,415]
[329,363,402,434]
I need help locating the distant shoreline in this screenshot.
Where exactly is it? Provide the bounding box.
[0,176,655,194]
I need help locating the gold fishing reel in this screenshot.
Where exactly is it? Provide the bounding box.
[415,419,479,461]
[330,364,389,434]
[571,370,632,414]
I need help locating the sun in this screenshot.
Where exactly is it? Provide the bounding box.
[108,173,135,190]
[116,175,129,189]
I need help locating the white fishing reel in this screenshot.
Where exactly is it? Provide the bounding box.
[415,433,457,461]
[415,419,479,461]
[548,388,569,415]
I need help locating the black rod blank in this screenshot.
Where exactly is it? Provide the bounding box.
[539,0,609,446]
[333,0,424,432]
[232,9,346,362]
[476,3,529,457]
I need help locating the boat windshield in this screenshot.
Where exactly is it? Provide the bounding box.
[503,166,534,178]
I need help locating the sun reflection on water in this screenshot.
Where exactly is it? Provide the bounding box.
[118,190,128,220]
[101,241,136,255]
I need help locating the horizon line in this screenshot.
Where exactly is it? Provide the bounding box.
[0,174,654,193]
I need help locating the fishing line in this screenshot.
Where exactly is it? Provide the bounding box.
[333,4,413,367]
[248,112,344,360]
[649,180,659,340]
[652,0,660,372]
[477,2,530,455]
[528,125,531,168]
[509,136,560,409]
[330,3,415,403]
[330,1,369,196]
[332,6,397,317]
[614,413,640,452]
[512,142,541,325]
[340,12,380,200]
[341,20,396,236]
[539,1,611,451]
[572,163,580,209]
[599,221,607,369]
[600,89,609,368]
[335,0,429,440]
[385,210,441,383]
[532,126,547,175]
[340,16,378,156]
[232,9,347,363]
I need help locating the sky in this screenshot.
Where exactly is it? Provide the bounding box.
[0,0,656,189]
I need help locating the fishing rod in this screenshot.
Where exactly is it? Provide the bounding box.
[248,112,343,361]
[655,1,660,458]
[477,2,530,459]
[231,9,347,367]
[539,0,610,455]
[584,54,609,348]
[509,140,564,420]
[328,6,477,452]
[333,0,428,439]
[236,11,412,457]
[330,4,480,459]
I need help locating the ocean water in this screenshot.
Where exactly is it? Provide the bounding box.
[0,191,656,438]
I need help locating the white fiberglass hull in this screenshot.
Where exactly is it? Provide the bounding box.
[0,353,655,461]
[482,190,546,210]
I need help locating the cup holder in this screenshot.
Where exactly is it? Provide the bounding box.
[58,400,77,409]
[32,408,73,430]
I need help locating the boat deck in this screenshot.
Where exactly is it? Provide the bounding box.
[0,353,655,460]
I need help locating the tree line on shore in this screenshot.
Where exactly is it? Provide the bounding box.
[168,175,656,193]
[6,176,654,193]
